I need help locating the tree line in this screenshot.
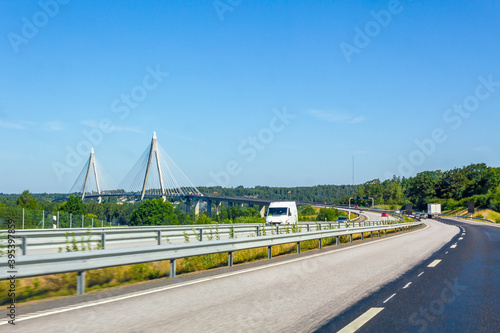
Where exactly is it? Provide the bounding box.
[354,163,500,211]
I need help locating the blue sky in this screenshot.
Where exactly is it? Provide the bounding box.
[1,0,499,193]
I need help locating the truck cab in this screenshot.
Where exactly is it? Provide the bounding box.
[266,201,298,225]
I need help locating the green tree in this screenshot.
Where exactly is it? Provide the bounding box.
[60,195,86,216]
[16,190,40,210]
[130,199,179,226]
[316,208,344,221]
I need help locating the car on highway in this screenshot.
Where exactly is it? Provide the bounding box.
[336,216,349,223]
[381,212,388,217]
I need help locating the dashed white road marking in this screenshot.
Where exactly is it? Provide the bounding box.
[445,251,449,254]
[459,237,463,240]
[337,307,384,333]
[428,259,441,267]
[383,293,397,304]
[450,245,457,249]
[403,282,412,289]
[418,272,424,277]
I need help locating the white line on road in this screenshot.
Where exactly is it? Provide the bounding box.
[383,293,397,304]
[403,282,412,289]
[450,245,457,248]
[428,259,441,267]
[459,237,463,240]
[445,251,449,254]
[418,272,424,277]
[1,222,431,326]
[337,307,384,333]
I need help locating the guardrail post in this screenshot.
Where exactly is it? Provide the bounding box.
[170,259,176,278]
[350,234,353,243]
[92,218,94,228]
[378,230,380,237]
[318,238,322,249]
[384,229,387,236]
[228,252,233,267]
[199,228,203,241]
[370,231,373,239]
[268,246,272,259]
[338,221,340,229]
[297,242,301,253]
[101,233,106,249]
[77,271,85,295]
[21,236,27,255]
[307,224,310,232]
[336,236,339,246]
[318,224,321,231]
[329,222,332,229]
[276,226,279,234]
[256,226,260,236]
[157,230,161,245]
[361,232,364,240]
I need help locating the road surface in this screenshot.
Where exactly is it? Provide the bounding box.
[317,217,500,332]
[5,218,457,332]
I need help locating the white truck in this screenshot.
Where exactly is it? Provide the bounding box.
[427,203,441,218]
[266,201,298,225]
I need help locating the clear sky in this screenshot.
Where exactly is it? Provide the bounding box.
[1,0,499,193]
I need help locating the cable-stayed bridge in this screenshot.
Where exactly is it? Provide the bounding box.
[69,132,272,216]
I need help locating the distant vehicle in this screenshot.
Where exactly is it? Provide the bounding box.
[359,210,365,213]
[266,201,298,225]
[381,212,388,217]
[336,216,348,223]
[395,210,401,214]
[427,203,441,218]
[355,205,359,209]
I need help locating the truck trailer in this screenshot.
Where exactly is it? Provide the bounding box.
[427,203,441,218]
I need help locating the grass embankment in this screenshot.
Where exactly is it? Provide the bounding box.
[443,208,500,223]
[0,226,398,306]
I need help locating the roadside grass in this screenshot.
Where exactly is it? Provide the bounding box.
[443,208,500,223]
[0,223,405,306]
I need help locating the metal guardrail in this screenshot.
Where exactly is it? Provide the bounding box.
[2,221,384,255]
[0,222,422,295]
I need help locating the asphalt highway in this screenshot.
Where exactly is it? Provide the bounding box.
[317,217,500,332]
[5,218,457,332]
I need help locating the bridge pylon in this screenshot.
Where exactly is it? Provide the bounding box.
[82,148,102,203]
[141,132,166,201]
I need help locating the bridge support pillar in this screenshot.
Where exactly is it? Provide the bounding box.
[194,201,200,217]
[216,201,221,215]
[207,200,212,217]
[185,198,191,214]
[259,205,266,218]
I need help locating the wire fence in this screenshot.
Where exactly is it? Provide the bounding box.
[0,207,112,230]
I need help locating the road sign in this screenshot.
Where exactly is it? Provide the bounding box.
[405,203,413,215]
[468,201,475,214]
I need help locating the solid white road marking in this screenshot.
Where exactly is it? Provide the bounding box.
[383,293,397,304]
[403,282,412,289]
[337,307,384,333]
[418,272,424,277]
[428,259,441,267]
[0,222,432,326]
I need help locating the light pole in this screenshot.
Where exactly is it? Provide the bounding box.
[52,216,57,229]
